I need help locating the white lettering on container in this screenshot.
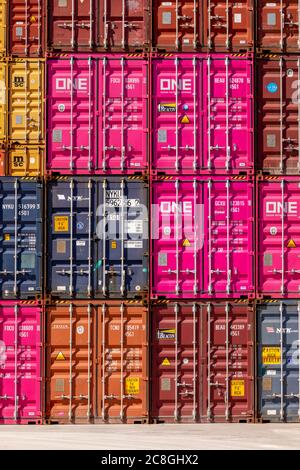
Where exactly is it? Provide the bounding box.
[56,78,88,91]
[160,201,192,214]
[266,201,297,215]
[160,78,192,92]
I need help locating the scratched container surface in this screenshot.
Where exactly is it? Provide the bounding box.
[8,0,45,56]
[0,301,43,424]
[45,301,148,424]
[153,0,253,51]
[152,54,253,174]
[48,0,151,51]
[257,301,300,422]
[47,177,148,299]
[151,301,254,423]
[257,0,300,52]
[0,178,43,299]
[151,177,254,299]
[47,55,148,174]
[0,0,7,55]
[257,176,300,298]
[0,146,44,176]
[257,56,300,174]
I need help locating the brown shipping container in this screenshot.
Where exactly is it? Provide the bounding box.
[257,1,300,52]
[258,56,300,174]
[151,302,254,423]
[152,0,253,51]
[48,0,151,51]
[45,301,148,424]
[8,0,45,56]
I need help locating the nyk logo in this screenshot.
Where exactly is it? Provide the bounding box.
[160,78,192,92]
[56,78,88,91]
[266,201,298,215]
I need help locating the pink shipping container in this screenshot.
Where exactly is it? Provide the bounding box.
[0,301,43,424]
[151,53,253,174]
[257,176,300,298]
[46,54,149,174]
[151,176,254,299]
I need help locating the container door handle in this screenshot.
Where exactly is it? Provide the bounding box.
[58,23,73,29]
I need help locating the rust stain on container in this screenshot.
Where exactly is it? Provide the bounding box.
[45,301,148,424]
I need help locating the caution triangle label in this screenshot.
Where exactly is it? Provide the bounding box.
[56,351,66,361]
[183,238,191,247]
[162,358,170,366]
[287,239,296,248]
[181,115,190,124]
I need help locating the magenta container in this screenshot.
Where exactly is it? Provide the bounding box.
[151,53,254,174]
[257,176,300,298]
[0,301,43,424]
[151,176,254,299]
[47,54,149,175]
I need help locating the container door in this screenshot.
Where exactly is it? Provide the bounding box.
[257,302,300,421]
[0,304,42,423]
[0,150,5,175]
[258,58,300,173]
[152,57,202,173]
[258,179,300,296]
[0,61,7,141]
[48,178,94,298]
[8,146,43,177]
[203,56,253,172]
[154,0,199,50]
[9,0,44,56]
[0,179,42,298]
[203,1,253,50]
[50,0,99,50]
[257,0,300,51]
[151,303,200,422]
[98,56,148,172]
[47,57,97,173]
[98,303,148,422]
[0,0,6,55]
[9,60,44,144]
[46,304,94,422]
[201,302,254,422]
[96,178,148,297]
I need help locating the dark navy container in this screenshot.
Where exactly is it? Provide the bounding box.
[0,178,43,299]
[47,177,149,298]
[257,301,300,422]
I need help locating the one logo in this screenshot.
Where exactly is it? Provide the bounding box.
[266,82,278,93]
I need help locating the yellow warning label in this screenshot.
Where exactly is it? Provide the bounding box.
[30,16,37,23]
[287,239,296,248]
[231,379,245,397]
[54,216,69,232]
[183,238,191,247]
[125,377,140,395]
[162,358,171,366]
[262,347,281,365]
[4,234,10,241]
[56,351,66,361]
[111,240,117,249]
[181,115,190,124]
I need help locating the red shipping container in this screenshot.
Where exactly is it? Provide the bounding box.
[0,301,43,424]
[151,301,254,423]
[151,176,254,299]
[8,0,45,56]
[257,56,300,174]
[257,176,300,298]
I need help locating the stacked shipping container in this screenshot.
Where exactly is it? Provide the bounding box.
[0,1,299,425]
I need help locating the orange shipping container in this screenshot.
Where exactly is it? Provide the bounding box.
[45,301,148,424]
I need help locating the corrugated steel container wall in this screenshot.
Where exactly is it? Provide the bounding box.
[0,0,7,55]
[257,1,300,52]
[153,0,253,51]
[0,146,44,176]
[0,301,43,424]
[257,56,300,174]
[152,54,253,174]
[7,59,44,145]
[8,0,45,56]
[151,301,254,423]
[47,177,149,299]
[257,176,300,298]
[257,301,300,422]
[48,0,151,51]
[0,60,6,142]
[0,178,43,299]
[151,176,254,299]
[0,149,5,175]
[47,55,148,174]
[45,301,148,424]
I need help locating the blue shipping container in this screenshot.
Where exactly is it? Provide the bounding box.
[47,177,149,298]
[0,178,43,299]
[257,301,300,422]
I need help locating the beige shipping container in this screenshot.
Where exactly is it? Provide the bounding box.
[0,0,7,56]
[7,59,44,144]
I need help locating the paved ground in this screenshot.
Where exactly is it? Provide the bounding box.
[0,424,299,450]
